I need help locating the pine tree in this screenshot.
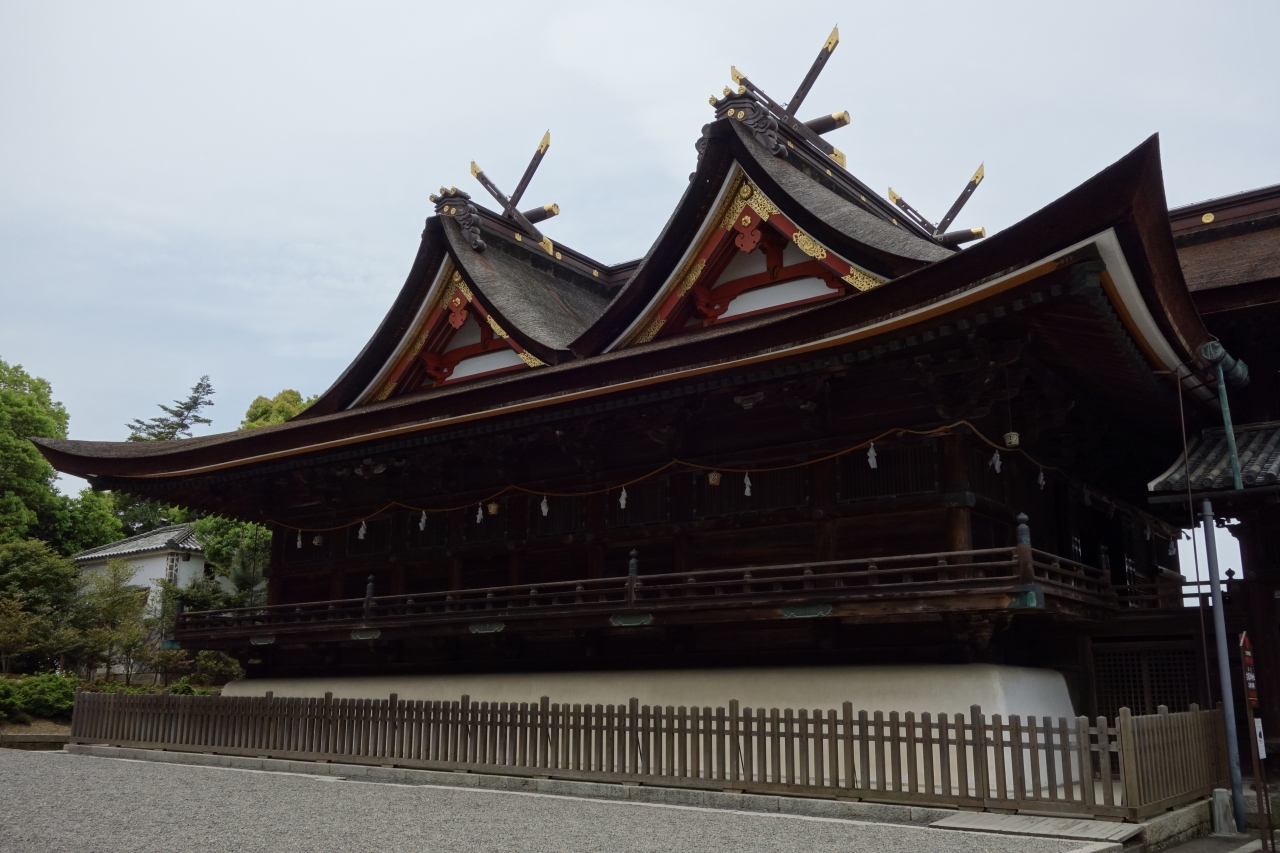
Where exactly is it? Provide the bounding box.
[126,376,214,442]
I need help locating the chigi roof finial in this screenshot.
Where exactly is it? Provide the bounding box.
[711,25,849,168]
[467,130,560,256]
[888,164,988,248]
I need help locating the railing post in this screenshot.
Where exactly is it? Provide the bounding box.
[1015,514,1035,584]
[1117,707,1140,812]
[627,550,639,608]
[970,704,989,805]
[363,575,375,621]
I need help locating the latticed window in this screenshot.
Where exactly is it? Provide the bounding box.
[837,444,937,502]
[165,553,179,584]
[607,478,669,528]
[528,495,586,538]
[1094,646,1199,717]
[694,467,808,518]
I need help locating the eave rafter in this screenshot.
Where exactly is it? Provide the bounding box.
[370,265,544,402]
[628,176,886,345]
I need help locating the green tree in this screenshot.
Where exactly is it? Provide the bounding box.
[0,358,123,556]
[38,487,123,556]
[115,376,214,536]
[0,359,68,545]
[80,559,152,683]
[0,539,81,616]
[0,596,40,674]
[191,515,269,602]
[240,389,316,430]
[126,375,215,441]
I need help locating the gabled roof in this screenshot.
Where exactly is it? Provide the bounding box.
[440,217,612,356]
[32,135,1223,496]
[73,523,201,564]
[570,116,955,356]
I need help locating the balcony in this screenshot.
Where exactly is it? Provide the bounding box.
[174,545,1120,647]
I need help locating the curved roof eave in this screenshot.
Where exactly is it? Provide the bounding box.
[32,134,1213,482]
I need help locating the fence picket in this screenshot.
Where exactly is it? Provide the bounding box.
[69,690,1220,819]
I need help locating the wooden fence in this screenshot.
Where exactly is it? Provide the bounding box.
[70,691,1227,820]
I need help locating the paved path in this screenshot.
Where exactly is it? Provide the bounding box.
[0,750,1090,853]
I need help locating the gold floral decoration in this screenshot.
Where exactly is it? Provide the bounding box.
[842,268,886,292]
[746,192,780,221]
[517,350,545,368]
[633,316,665,344]
[791,230,828,260]
[485,315,509,339]
[677,258,707,296]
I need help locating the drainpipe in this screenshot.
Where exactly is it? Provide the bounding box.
[1203,499,1246,831]
[1200,342,1249,491]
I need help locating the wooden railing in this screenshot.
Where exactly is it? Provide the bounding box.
[70,691,1227,820]
[176,546,1117,640]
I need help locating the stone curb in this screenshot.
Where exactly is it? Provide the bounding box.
[64,744,951,826]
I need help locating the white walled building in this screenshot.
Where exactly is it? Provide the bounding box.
[73,524,208,596]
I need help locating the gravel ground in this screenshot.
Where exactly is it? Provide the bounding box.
[0,750,1085,853]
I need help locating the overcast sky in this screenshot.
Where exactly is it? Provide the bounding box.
[2,1,1277,497]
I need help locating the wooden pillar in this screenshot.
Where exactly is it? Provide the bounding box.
[941,435,972,553]
[586,544,603,581]
[448,556,462,591]
[673,535,690,574]
[815,520,836,562]
[329,566,344,600]
[509,549,524,586]
[811,458,837,562]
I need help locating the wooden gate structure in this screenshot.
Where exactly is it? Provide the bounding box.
[70,691,1226,821]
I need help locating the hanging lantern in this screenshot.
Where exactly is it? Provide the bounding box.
[708,471,722,487]
[358,520,367,540]
[419,511,427,531]
[618,487,628,509]
[296,531,302,549]
[1004,431,1020,448]
[540,496,549,517]
[1083,489,1092,506]
[989,450,1002,473]
[476,505,483,524]
[744,472,753,497]
[487,501,500,516]
[867,442,878,469]
[1168,539,1177,556]
[1144,524,1152,541]
[1037,469,1046,490]
[312,535,324,546]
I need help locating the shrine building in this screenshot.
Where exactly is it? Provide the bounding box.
[34,32,1280,729]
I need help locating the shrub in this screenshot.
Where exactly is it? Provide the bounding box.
[13,672,78,718]
[79,680,159,695]
[168,678,195,695]
[0,679,21,720]
[193,651,244,686]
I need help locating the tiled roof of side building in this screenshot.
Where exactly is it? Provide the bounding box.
[1148,423,1280,493]
[73,523,201,563]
